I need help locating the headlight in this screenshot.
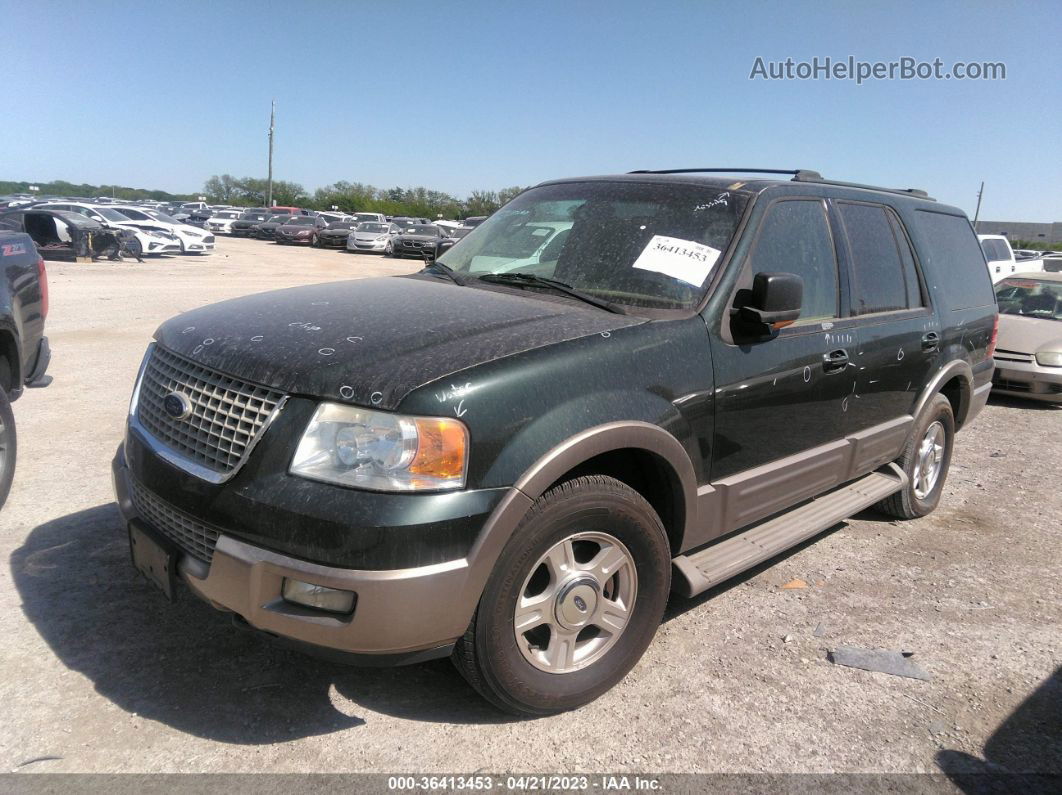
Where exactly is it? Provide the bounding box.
[290,403,468,491]
[1036,350,1062,367]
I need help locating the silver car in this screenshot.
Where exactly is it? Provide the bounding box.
[346,221,398,254]
[992,271,1062,402]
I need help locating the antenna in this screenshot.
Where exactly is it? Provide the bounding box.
[973,181,984,231]
[267,100,275,208]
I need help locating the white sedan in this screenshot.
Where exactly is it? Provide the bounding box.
[112,206,215,253]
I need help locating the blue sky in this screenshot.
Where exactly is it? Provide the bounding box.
[4,0,1059,220]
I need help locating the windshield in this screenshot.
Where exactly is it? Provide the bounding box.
[266,215,288,222]
[438,181,747,310]
[354,213,380,222]
[94,207,133,222]
[400,225,439,236]
[326,222,355,230]
[284,216,313,225]
[146,210,179,223]
[358,222,390,233]
[240,212,269,221]
[114,208,149,220]
[995,278,1062,321]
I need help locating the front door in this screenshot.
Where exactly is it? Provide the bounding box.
[706,197,857,535]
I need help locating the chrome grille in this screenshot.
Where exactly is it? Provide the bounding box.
[129,479,221,564]
[136,346,284,476]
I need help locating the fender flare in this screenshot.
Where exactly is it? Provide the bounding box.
[912,359,973,428]
[446,422,698,642]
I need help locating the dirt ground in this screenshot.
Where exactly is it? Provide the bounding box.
[1,237,1058,778]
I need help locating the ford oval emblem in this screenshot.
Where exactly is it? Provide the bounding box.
[163,391,193,420]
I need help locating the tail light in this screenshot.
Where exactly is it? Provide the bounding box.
[987,313,999,358]
[37,256,49,319]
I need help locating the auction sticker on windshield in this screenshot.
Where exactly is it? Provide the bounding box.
[631,235,722,286]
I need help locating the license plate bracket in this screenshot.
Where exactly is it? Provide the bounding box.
[128,521,177,601]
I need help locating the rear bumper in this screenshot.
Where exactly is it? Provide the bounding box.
[992,359,1062,402]
[111,443,531,662]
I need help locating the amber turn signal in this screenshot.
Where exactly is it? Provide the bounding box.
[410,417,468,481]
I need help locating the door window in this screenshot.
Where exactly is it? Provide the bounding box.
[840,202,909,314]
[748,199,839,324]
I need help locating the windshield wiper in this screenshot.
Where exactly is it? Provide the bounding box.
[477,272,624,314]
[421,260,466,286]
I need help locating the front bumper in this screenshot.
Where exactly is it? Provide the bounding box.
[348,239,388,252]
[112,437,525,661]
[276,234,313,244]
[992,358,1062,402]
[143,240,182,254]
[318,235,348,248]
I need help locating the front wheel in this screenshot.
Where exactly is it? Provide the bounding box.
[0,385,16,510]
[876,393,955,519]
[452,475,671,716]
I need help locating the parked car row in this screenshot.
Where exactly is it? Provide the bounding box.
[219,206,483,259]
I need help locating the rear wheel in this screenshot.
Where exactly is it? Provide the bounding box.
[876,393,955,519]
[452,475,671,716]
[0,385,16,511]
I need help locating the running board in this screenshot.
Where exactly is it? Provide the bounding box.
[672,464,906,598]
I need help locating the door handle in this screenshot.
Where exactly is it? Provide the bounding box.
[921,332,940,352]
[822,348,849,373]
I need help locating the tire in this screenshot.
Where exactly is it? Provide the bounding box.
[452,475,671,716]
[876,393,955,519]
[384,242,394,257]
[0,385,16,511]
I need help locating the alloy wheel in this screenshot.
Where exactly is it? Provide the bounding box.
[912,420,945,499]
[514,531,637,674]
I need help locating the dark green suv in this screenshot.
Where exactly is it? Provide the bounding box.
[112,168,997,715]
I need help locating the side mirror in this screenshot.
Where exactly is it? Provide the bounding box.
[735,272,803,330]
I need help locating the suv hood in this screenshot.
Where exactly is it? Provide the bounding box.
[154,276,644,410]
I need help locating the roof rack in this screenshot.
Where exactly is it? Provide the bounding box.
[627,168,933,200]
[628,168,823,180]
[793,172,933,200]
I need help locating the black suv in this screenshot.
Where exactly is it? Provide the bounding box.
[112,169,997,715]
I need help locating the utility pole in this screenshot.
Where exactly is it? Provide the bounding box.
[267,99,275,208]
[972,180,984,231]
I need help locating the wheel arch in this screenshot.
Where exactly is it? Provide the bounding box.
[513,421,698,556]
[0,328,21,393]
[913,360,973,430]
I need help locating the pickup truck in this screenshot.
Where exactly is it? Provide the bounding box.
[979,234,1044,282]
[0,229,50,509]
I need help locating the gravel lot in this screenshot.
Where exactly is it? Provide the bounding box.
[1,237,1058,777]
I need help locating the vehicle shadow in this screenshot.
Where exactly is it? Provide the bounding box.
[11,504,518,742]
[936,666,1061,789]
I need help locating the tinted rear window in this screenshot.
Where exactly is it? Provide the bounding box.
[839,202,908,314]
[913,211,995,310]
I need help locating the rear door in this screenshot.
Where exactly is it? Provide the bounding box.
[834,200,936,467]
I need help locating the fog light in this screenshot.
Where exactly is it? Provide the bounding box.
[281,579,356,614]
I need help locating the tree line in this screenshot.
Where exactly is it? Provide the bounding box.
[202,174,526,219]
[0,179,193,202]
[2,175,528,220]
